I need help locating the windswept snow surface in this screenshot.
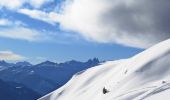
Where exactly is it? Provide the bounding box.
[39,39,170,100]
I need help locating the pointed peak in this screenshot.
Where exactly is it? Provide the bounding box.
[93,58,99,62]
[66,60,80,64]
[87,58,99,63]
[36,60,56,66]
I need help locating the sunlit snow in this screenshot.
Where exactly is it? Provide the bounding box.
[39,39,170,100]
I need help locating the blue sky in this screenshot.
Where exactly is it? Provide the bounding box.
[0,0,147,63]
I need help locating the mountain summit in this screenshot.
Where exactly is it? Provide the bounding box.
[39,39,170,100]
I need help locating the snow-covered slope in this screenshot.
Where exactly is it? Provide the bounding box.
[39,39,170,100]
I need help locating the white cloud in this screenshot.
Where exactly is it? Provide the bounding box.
[1,0,169,48]
[28,0,54,8]
[0,18,25,26]
[0,0,24,10]
[0,0,53,10]
[55,0,170,48]
[0,19,12,26]
[0,18,47,42]
[0,51,25,61]
[18,9,58,25]
[0,27,45,41]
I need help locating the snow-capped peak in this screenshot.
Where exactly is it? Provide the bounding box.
[39,39,170,100]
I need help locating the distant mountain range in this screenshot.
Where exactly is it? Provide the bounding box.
[0,79,40,100]
[0,58,100,99]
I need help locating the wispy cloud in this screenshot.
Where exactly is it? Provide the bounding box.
[28,0,54,8]
[0,18,25,26]
[0,18,50,42]
[18,9,58,25]
[0,51,25,61]
[0,0,24,10]
[0,0,53,10]
[0,26,45,41]
[0,19,11,26]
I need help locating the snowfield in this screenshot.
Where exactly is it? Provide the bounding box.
[39,39,170,100]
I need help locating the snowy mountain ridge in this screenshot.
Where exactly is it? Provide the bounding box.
[39,39,170,100]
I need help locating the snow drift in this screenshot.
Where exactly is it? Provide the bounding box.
[39,39,170,100]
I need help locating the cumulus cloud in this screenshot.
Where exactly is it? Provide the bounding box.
[18,9,58,25]
[1,0,169,48]
[0,51,25,61]
[55,0,170,48]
